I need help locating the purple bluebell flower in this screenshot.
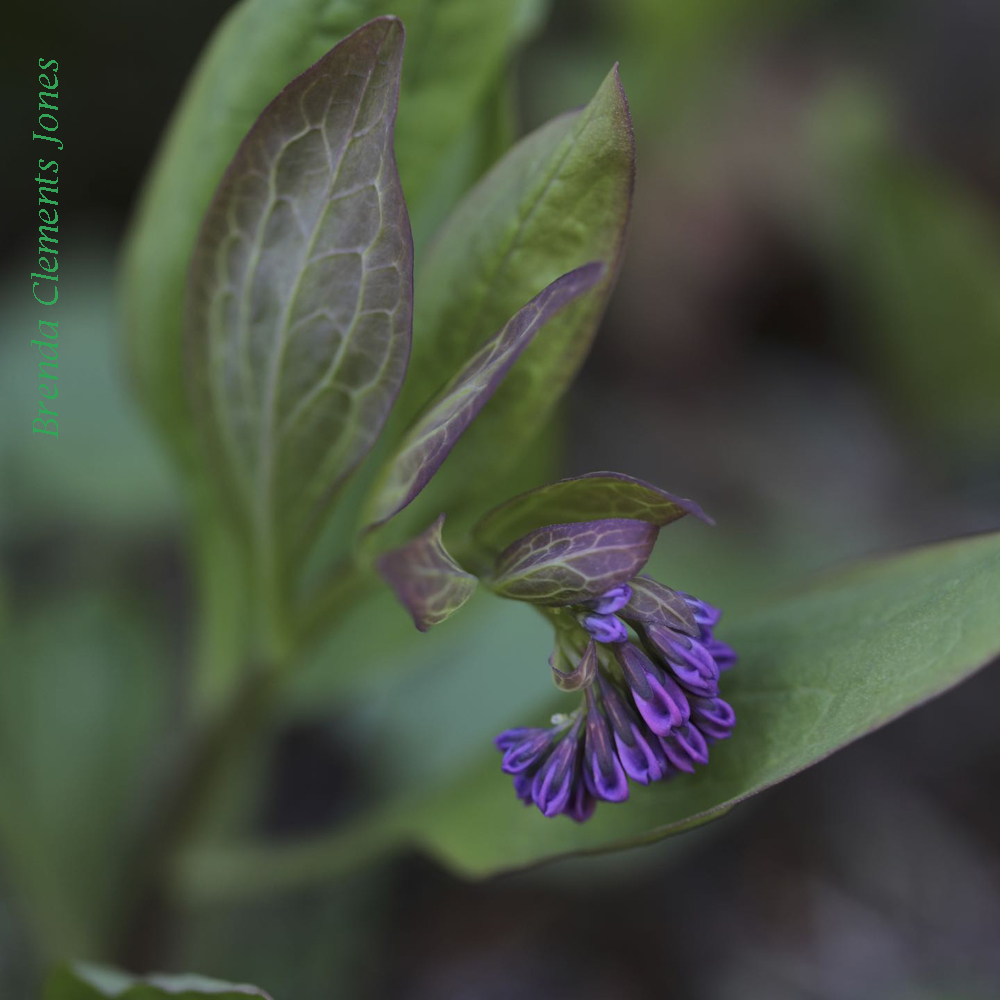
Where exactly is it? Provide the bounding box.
[582,685,629,801]
[531,717,582,817]
[580,611,628,644]
[690,695,736,741]
[642,623,720,697]
[659,723,710,772]
[597,673,669,784]
[500,727,554,774]
[582,583,633,615]
[614,641,690,736]
[493,556,738,820]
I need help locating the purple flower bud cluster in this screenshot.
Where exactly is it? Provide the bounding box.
[495,579,737,821]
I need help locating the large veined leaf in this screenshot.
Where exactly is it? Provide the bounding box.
[123,0,547,463]
[364,263,603,529]
[388,65,635,525]
[181,530,1000,892]
[473,471,712,557]
[44,963,272,1000]
[186,18,411,572]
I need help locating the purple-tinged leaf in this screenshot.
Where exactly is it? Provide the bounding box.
[376,515,477,632]
[551,639,598,692]
[186,18,412,567]
[490,518,658,606]
[474,472,712,557]
[364,263,604,529]
[621,576,698,636]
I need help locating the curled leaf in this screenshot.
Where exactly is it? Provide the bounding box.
[490,518,659,605]
[474,471,712,556]
[376,515,478,631]
[186,17,412,566]
[364,263,604,530]
[551,638,598,692]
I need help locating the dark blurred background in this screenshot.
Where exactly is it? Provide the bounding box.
[2,1,999,997]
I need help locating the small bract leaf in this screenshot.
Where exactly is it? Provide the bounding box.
[622,575,699,636]
[474,471,712,556]
[491,518,659,605]
[377,515,478,631]
[364,263,604,529]
[186,17,412,569]
[44,961,273,999]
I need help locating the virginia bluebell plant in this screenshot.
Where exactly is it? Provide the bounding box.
[29,4,995,994]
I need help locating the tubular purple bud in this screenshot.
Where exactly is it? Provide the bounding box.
[643,623,720,697]
[583,686,629,802]
[580,612,628,644]
[501,728,554,774]
[660,723,710,772]
[563,778,597,823]
[495,727,535,751]
[691,696,737,741]
[704,636,737,672]
[596,674,667,784]
[614,641,691,736]
[531,720,581,817]
[583,584,633,615]
[681,592,721,629]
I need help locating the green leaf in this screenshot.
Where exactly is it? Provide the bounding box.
[186,18,411,575]
[389,65,635,524]
[0,595,169,959]
[376,515,478,631]
[44,962,272,1000]
[364,263,603,530]
[490,518,659,605]
[122,0,547,463]
[406,530,1000,874]
[473,471,712,557]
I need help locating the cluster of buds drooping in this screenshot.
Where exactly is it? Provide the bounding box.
[376,470,736,824]
[464,472,737,822]
[495,575,736,821]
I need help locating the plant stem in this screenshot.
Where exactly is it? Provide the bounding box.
[114,555,374,969]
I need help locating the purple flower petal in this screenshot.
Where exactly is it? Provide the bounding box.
[581,612,628,644]
[614,642,690,737]
[512,770,535,805]
[501,729,554,774]
[691,696,737,741]
[596,674,668,784]
[495,727,535,752]
[563,775,597,823]
[531,721,581,817]
[659,723,710,772]
[681,592,721,629]
[643,623,720,697]
[704,636,737,672]
[583,584,633,615]
[583,687,629,802]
